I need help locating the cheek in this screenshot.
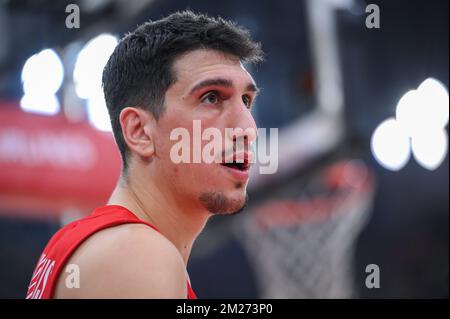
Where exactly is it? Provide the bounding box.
[175,163,218,187]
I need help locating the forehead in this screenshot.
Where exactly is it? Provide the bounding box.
[171,49,255,89]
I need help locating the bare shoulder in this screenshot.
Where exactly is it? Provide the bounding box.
[54,223,187,298]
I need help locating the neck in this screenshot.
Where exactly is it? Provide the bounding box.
[107,169,210,266]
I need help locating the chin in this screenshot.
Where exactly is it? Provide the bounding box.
[198,188,248,216]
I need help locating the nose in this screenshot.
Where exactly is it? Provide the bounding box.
[226,102,258,144]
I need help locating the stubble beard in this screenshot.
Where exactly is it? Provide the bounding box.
[198,183,248,216]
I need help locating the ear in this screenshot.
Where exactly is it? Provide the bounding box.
[119,107,155,158]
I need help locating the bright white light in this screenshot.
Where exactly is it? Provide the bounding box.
[417,78,449,129]
[21,49,64,95]
[376,77,449,171]
[395,89,422,137]
[86,91,112,132]
[411,129,448,170]
[73,34,118,99]
[371,118,411,171]
[20,93,60,116]
[396,78,449,138]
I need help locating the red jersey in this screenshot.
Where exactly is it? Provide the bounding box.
[26,205,197,299]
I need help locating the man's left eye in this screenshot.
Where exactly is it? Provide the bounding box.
[242,95,252,108]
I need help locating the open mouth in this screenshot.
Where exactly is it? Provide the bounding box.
[220,161,250,171]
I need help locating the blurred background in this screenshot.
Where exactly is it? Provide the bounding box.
[0,0,448,298]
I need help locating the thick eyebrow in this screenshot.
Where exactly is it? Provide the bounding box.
[188,77,260,96]
[246,82,260,94]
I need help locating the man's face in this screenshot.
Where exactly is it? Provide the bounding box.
[152,49,258,215]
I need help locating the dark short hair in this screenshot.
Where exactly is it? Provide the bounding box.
[102,10,263,170]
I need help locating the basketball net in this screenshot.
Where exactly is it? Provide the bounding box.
[235,159,375,298]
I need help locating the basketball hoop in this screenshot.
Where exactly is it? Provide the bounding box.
[235,160,375,298]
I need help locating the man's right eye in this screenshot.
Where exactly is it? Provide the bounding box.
[201,91,219,105]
